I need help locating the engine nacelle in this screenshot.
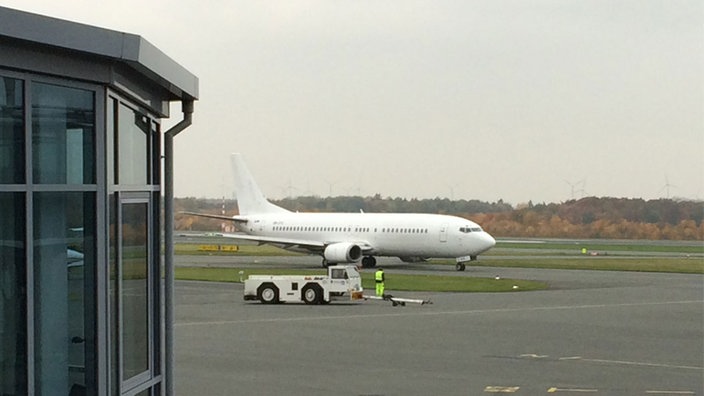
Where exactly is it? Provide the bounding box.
[323,242,362,263]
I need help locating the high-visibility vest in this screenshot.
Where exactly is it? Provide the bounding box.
[375,270,384,283]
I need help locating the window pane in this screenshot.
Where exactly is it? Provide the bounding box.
[0,192,27,395]
[107,99,116,185]
[121,202,149,381]
[0,77,24,184]
[118,104,148,185]
[150,121,160,186]
[32,83,95,184]
[33,192,95,395]
[108,194,118,395]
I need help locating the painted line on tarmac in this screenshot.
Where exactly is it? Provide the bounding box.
[175,300,700,328]
[580,357,702,371]
[519,353,702,371]
[484,386,520,393]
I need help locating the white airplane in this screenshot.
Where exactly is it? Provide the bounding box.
[183,153,495,271]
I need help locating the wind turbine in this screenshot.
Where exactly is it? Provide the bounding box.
[564,179,586,199]
[324,179,338,197]
[660,175,676,199]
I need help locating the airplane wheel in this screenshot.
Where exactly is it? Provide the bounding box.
[302,284,322,305]
[362,256,377,268]
[456,263,466,271]
[257,283,279,304]
[322,259,330,268]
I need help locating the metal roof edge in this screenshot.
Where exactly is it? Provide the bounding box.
[0,6,198,100]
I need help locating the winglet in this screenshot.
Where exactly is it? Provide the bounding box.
[231,153,290,215]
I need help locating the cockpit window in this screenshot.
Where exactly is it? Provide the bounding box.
[459,226,483,233]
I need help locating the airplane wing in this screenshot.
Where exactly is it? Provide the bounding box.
[218,233,375,255]
[219,232,325,249]
[180,211,248,224]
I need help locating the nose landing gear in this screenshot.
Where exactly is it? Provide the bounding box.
[455,255,476,271]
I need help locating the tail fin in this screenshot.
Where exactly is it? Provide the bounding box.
[231,153,290,215]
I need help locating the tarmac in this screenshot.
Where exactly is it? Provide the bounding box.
[174,257,703,395]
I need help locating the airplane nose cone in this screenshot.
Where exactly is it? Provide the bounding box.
[481,232,496,252]
[487,233,496,247]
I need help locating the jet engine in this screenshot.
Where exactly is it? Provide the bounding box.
[323,242,362,263]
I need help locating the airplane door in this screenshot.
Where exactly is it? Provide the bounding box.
[439,223,448,242]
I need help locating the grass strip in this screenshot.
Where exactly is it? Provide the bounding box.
[439,257,704,274]
[496,241,704,254]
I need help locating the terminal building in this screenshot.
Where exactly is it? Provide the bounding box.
[0,6,198,395]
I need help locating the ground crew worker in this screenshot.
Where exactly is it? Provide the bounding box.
[375,267,385,297]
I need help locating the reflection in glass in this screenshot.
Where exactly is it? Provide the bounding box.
[118,104,149,185]
[109,194,118,395]
[32,83,95,184]
[107,98,116,185]
[0,192,26,395]
[121,202,149,381]
[0,77,24,184]
[33,192,95,395]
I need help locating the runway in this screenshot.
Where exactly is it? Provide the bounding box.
[174,256,703,395]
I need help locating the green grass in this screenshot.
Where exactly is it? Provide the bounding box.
[434,257,704,274]
[495,241,704,254]
[174,267,548,293]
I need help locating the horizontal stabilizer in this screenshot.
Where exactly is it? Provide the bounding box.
[179,211,248,223]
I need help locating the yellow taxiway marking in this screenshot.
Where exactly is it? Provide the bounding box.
[547,388,598,393]
[484,386,520,393]
[645,391,695,395]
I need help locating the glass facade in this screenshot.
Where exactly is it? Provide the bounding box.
[0,72,163,396]
[0,192,26,395]
[117,103,148,185]
[120,201,150,382]
[33,192,96,395]
[31,83,95,184]
[109,95,162,396]
[0,77,24,184]
[0,9,196,395]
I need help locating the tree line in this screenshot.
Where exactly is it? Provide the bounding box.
[174,196,704,241]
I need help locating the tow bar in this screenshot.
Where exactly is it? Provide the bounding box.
[363,294,432,306]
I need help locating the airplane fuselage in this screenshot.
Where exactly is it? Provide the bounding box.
[238,212,495,260]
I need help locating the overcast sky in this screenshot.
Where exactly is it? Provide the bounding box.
[8,1,703,205]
